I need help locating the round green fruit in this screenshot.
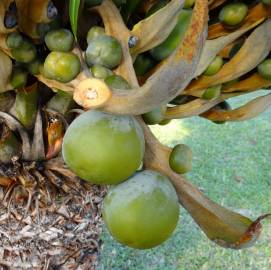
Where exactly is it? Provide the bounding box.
[202,84,221,100]
[45,29,74,52]
[90,64,113,79]
[257,59,271,80]
[169,144,192,174]
[105,74,130,90]
[219,3,248,27]
[11,40,37,63]
[6,33,23,49]
[102,170,179,249]
[87,26,105,44]
[62,110,145,185]
[85,35,122,69]
[43,52,81,83]
[142,105,167,125]
[203,56,223,76]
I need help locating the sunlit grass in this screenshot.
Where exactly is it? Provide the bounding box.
[99,91,271,270]
[150,120,191,145]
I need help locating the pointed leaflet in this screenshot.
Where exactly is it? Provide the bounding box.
[69,0,81,40]
[223,73,271,93]
[202,92,271,122]
[140,119,269,249]
[98,0,209,115]
[187,20,271,92]
[164,92,239,119]
[194,21,261,77]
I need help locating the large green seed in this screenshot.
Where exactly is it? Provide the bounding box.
[102,170,179,249]
[169,144,192,174]
[62,110,145,185]
[85,35,122,69]
[219,3,248,27]
[257,59,271,80]
[43,52,81,83]
[45,29,74,52]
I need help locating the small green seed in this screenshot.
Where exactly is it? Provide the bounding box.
[45,29,74,52]
[219,3,248,27]
[10,68,28,89]
[169,144,192,174]
[105,75,130,90]
[203,56,223,76]
[202,85,222,100]
[90,64,113,79]
[6,33,23,49]
[87,26,105,44]
[257,59,271,80]
[11,40,37,63]
[27,59,42,75]
[142,106,167,125]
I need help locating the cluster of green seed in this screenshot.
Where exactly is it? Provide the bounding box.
[85,26,130,89]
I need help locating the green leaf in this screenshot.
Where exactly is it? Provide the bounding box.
[69,0,81,40]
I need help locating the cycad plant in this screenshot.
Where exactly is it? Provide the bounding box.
[0,0,271,269]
